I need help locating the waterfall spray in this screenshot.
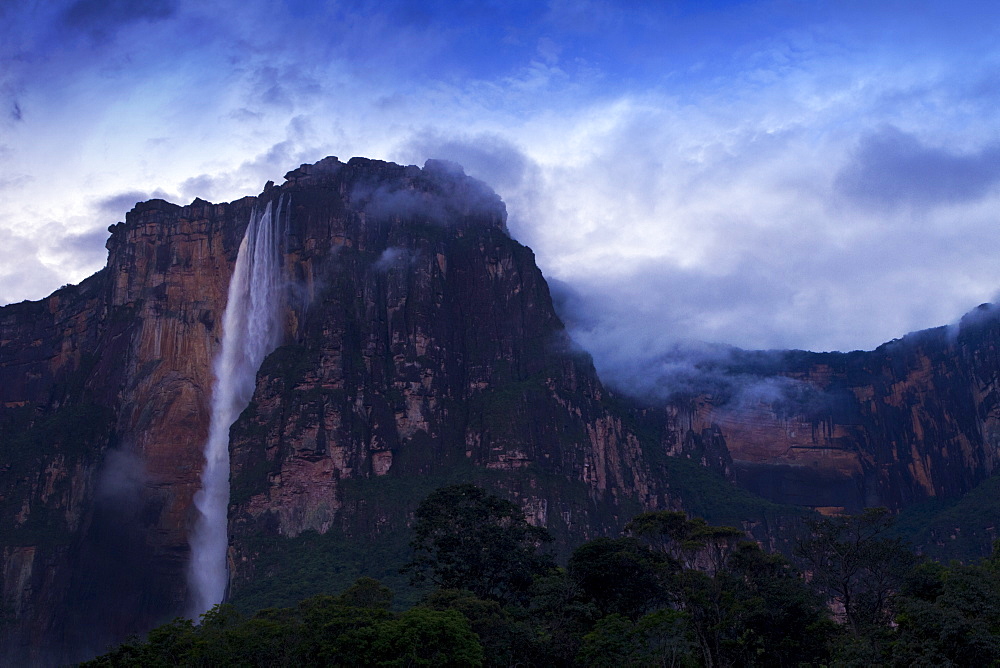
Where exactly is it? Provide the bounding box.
[187,197,285,618]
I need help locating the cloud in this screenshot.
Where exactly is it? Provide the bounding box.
[835,126,1000,210]
[347,158,504,228]
[95,191,151,218]
[0,232,61,304]
[373,247,414,272]
[96,447,147,504]
[401,131,532,193]
[54,228,110,267]
[248,65,322,111]
[60,0,176,40]
[3,0,1000,377]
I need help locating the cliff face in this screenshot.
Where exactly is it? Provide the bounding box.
[225,157,666,593]
[0,196,252,662]
[679,310,1000,514]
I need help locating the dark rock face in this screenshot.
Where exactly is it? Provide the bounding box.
[226,157,667,592]
[679,310,1000,514]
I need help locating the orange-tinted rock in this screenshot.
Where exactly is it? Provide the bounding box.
[681,319,1000,512]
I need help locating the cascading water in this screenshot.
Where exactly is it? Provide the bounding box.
[187,197,286,618]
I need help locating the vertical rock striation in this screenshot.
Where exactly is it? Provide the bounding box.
[677,311,1000,514]
[0,158,668,663]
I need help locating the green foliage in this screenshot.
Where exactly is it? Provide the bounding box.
[339,576,394,609]
[90,487,1000,666]
[796,507,917,635]
[228,465,611,613]
[712,542,835,666]
[626,510,744,572]
[369,608,484,667]
[0,402,113,545]
[423,589,536,667]
[84,580,482,667]
[659,456,802,528]
[569,537,674,619]
[577,611,698,668]
[525,570,600,665]
[228,528,419,613]
[892,553,1000,666]
[893,474,1000,562]
[404,484,555,605]
[0,401,112,466]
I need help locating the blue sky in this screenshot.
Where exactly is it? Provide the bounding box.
[3,0,1000,362]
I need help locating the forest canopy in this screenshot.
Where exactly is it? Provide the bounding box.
[85,485,1000,667]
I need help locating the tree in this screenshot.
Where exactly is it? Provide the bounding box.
[721,542,834,666]
[795,508,916,643]
[423,588,537,668]
[369,608,484,667]
[576,610,698,668]
[526,570,601,666]
[626,511,744,573]
[568,537,673,619]
[893,558,1000,666]
[339,576,393,610]
[404,484,554,605]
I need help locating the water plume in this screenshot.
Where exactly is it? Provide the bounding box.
[187,197,286,618]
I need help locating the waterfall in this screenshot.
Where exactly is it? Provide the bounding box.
[187,197,285,618]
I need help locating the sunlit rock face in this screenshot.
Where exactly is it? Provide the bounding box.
[0,193,252,664]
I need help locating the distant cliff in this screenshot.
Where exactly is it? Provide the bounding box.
[665,307,1000,516]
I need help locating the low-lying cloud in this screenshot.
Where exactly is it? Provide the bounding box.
[349,159,504,226]
[373,246,415,272]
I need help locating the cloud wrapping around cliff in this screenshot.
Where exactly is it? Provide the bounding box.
[2,0,1000,364]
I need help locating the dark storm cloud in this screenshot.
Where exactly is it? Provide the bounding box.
[402,131,533,192]
[95,190,150,218]
[56,228,110,264]
[350,159,503,226]
[61,0,176,39]
[836,126,1000,210]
